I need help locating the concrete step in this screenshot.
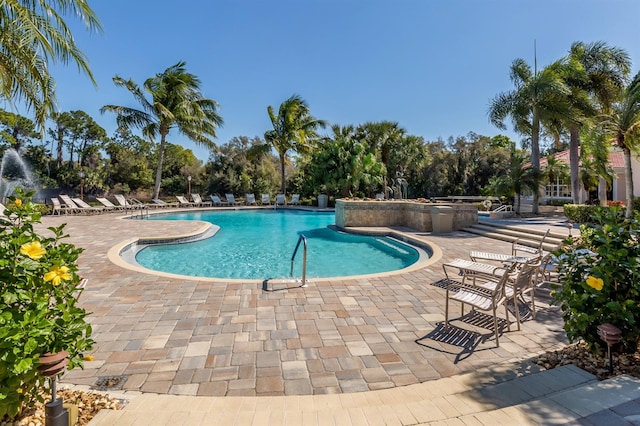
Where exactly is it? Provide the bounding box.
[462,222,566,253]
[88,364,598,425]
[452,374,640,426]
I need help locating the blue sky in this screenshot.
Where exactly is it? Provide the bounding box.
[44,0,640,162]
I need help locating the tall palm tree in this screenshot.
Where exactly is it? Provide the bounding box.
[564,41,631,204]
[264,94,327,195]
[598,71,640,217]
[0,0,102,128]
[101,62,223,199]
[489,58,571,214]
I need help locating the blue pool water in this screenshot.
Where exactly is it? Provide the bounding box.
[135,210,423,279]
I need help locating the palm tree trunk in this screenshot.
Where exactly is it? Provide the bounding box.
[152,138,166,199]
[279,153,286,195]
[569,126,581,204]
[598,177,608,206]
[623,146,634,218]
[531,108,541,214]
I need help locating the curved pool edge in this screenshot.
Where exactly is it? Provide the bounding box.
[108,221,443,284]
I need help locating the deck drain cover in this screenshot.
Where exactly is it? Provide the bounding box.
[93,375,128,391]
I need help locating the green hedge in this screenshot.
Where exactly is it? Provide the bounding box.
[563,204,600,223]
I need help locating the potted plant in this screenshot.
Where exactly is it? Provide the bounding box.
[0,190,93,420]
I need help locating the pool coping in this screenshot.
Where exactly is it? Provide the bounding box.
[107,210,443,284]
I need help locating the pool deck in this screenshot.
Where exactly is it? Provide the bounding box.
[35,208,591,422]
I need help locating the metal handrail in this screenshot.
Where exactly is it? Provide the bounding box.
[290,234,307,287]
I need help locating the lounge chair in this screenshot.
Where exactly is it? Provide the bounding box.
[225,194,244,206]
[290,194,300,205]
[245,193,257,205]
[261,194,271,205]
[191,193,212,207]
[176,195,197,207]
[72,197,106,214]
[114,194,144,210]
[210,195,229,206]
[275,194,286,206]
[152,198,179,208]
[58,195,87,215]
[97,197,125,211]
[51,198,71,215]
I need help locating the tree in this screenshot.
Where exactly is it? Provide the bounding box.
[485,149,538,214]
[0,0,102,128]
[564,41,631,204]
[0,110,39,152]
[264,94,327,195]
[598,71,640,217]
[355,121,405,196]
[101,61,223,199]
[489,59,571,214]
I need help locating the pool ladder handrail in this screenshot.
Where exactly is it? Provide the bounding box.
[290,234,308,287]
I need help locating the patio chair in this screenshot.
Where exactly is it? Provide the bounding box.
[58,195,86,215]
[443,260,518,347]
[225,193,244,206]
[176,195,197,207]
[114,194,144,210]
[191,193,212,207]
[72,197,107,214]
[97,197,125,211]
[469,229,550,264]
[245,193,257,205]
[261,194,271,205]
[290,194,300,205]
[51,198,72,215]
[275,194,286,206]
[151,198,179,208]
[210,195,229,206]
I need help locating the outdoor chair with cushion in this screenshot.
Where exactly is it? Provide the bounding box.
[210,195,229,206]
[245,193,257,205]
[225,194,244,206]
[275,194,286,206]
[261,194,271,205]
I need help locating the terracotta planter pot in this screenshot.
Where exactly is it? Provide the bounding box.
[37,350,69,377]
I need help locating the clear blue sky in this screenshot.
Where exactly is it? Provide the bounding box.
[45,0,640,162]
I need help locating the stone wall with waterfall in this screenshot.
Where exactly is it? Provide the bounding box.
[334,200,478,232]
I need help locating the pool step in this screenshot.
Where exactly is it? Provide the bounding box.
[462,220,567,252]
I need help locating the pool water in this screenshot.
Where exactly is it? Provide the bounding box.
[135,209,423,279]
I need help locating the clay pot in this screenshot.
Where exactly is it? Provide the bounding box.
[38,350,69,377]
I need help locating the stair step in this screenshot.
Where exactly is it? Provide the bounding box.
[462,227,561,252]
[476,220,569,240]
[88,364,598,425]
[453,374,640,426]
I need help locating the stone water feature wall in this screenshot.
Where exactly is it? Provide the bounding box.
[334,199,478,232]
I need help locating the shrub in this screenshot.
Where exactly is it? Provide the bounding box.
[563,204,600,223]
[552,207,640,354]
[0,190,93,419]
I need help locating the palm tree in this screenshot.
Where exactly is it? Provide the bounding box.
[0,0,102,128]
[542,154,569,199]
[564,41,631,204]
[598,71,640,217]
[264,94,327,195]
[489,58,571,214]
[101,62,223,199]
[486,150,538,214]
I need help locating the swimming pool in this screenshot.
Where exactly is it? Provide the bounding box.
[133,210,426,280]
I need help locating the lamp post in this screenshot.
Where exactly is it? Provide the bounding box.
[78,170,85,200]
[187,175,192,195]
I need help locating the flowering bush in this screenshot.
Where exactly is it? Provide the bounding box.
[0,191,93,419]
[552,207,640,354]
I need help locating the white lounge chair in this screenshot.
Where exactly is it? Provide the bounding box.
[290,194,300,205]
[152,198,179,208]
[58,195,87,214]
[97,197,125,211]
[176,195,197,207]
[51,198,72,215]
[114,194,144,210]
[210,195,229,206]
[191,193,212,207]
[275,194,286,206]
[225,194,243,206]
[72,197,106,214]
[261,194,271,205]
[245,193,257,205]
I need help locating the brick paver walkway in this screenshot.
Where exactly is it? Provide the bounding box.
[36,209,572,397]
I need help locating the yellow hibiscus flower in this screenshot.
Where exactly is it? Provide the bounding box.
[20,241,46,260]
[14,199,22,207]
[586,276,604,291]
[44,265,72,286]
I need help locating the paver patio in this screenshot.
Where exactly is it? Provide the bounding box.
[36,208,572,397]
